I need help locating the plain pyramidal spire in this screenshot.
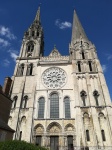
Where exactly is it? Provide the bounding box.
[34,6,41,22]
[72,10,88,42]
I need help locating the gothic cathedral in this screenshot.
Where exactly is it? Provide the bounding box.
[8,7,112,150]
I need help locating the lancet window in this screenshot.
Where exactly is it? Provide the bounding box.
[80,90,87,106]
[50,93,59,118]
[101,130,106,141]
[93,90,99,106]
[88,61,92,72]
[77,61,81,72]
[27,42,34,57]
[21,95,28,109]
[81,51,85,59]
[26,63,33,76]
[17,64,24,76]
[64,97,71,118]
[12,96,18,108]
[86,130,90,141]
[38,97,45,119]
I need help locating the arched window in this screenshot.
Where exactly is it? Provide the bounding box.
[21,116,26,124]
[101,130,106,141]
[86,130,90,141]
[50,93,59,118]
[27,42,34,57]
[32,31,35,37]
[37,31,39,36]
[88,61,92,72]
[80,91,87,106]
[38,97,45,118]
[21,95,28,109]
[77,61,81,72]
[19,131,22,141]
[17,64,24,76]
[82,51,85,59]
[12,96,18,108]
[64,97,71,118]
[26,64,33,76]
[93,90,99,106]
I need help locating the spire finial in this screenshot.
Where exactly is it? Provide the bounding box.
[54,44,56,49]
[71,10,88,42]
[35,6,41,22]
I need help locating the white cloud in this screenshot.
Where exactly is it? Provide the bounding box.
[0,38,10,47]
[10,52,18,61]
[107,55,112,60]
[55,19,72,29]
[3,59,10,67]
[102,65,107,73]
[0,25,16,40]
[8,49,18,62]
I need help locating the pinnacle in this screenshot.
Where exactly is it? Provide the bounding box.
[34,6,41,22]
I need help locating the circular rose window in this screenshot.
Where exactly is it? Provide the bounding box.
[42,67,67,89]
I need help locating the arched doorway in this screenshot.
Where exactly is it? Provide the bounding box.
[47,122,62,150]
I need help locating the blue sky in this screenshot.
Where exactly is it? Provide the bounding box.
[0,0,112,99]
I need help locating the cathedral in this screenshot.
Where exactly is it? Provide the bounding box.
[8,6,112,150]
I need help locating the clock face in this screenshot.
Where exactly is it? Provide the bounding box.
[42,67,67,89]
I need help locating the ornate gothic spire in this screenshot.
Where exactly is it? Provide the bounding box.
[71,10,88,42]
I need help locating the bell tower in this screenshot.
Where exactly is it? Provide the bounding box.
[69,10,100,75]
[19,7,44,58]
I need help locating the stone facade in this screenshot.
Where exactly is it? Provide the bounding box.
[8,7,112,150]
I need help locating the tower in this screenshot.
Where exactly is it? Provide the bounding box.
[8,7,112,150]
[19,7,44,59]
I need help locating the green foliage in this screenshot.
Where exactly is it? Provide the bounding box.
[0,140,48,150]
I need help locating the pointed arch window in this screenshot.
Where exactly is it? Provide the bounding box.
[81,51,85,59]
[86,130,90,141]
[93,90,99,106]
[26,64,33,76]
[77,61,81,72]
[32,31,35,37]
[17,64,24,76]
[37,31,39,36]
[80,91,87,106]
[88,61,92,72]
[38,97,45,118]
[50,93,59,118]
[12,96,18,108]
[19,131,22,141]
[64,97,71,118]
[21,95,28,109]
[27,42,34,57]
[101,130,106,141]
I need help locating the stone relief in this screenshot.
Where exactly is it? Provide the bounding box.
[49,126,60,133]
[36,127,44,133]
[66,126,73,131]
[42,67,67,89]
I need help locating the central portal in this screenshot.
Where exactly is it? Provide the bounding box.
[50,136,59,150]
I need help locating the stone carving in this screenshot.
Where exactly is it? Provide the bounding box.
[66,126,73,131]
[36,127,44,133]
[42,67,67,89]
[49,126,60,133]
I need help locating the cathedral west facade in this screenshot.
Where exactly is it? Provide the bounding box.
[8,7,112,150]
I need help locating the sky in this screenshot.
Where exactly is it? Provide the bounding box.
[0,0,112,99]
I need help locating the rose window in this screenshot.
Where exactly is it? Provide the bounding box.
[42,67,67,89]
